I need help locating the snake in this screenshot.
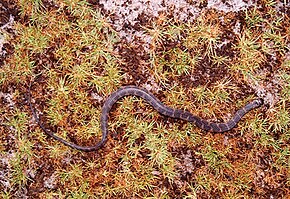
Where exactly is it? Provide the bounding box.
[28,85,263,152]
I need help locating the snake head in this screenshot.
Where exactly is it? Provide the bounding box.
[255,98,264,107]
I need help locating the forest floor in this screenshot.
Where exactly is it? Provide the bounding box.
[0,0,290,198]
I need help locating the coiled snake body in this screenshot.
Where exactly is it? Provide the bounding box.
[28,85,263,152]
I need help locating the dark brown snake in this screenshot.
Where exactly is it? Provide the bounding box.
[28,85,263,152]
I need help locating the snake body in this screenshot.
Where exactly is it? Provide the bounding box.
[28,85,263,152]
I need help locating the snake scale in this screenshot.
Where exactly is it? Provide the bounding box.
[28,85,263,152]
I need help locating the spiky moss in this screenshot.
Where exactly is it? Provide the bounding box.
[0,0,289,198]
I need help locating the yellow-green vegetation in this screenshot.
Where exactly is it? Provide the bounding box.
[0,0,289,198]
